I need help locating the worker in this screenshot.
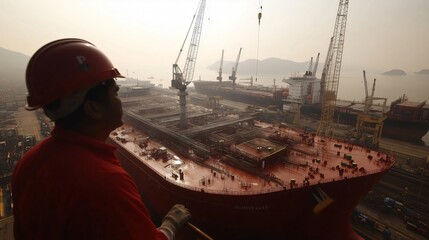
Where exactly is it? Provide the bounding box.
[11,38,190,240]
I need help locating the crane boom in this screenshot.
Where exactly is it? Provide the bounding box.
[182,0,206,83]
[363,70,369,98]
[172,0,206,91]
[217,49,224,82]
[312,53,320,77]
[308,57,313,74]
[317,0,350,136]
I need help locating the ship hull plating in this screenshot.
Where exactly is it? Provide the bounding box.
[110,138,388,240]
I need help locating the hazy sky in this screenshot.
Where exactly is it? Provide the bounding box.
[1,0,429,81]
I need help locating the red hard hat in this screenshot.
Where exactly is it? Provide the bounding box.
[25,38,124,110]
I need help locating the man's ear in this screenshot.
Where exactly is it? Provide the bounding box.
[83,100,103,120]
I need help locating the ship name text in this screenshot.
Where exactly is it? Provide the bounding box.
[234,205,268,211]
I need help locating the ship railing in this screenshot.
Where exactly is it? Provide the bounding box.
[158,166,389,196]
[126,139,391,195]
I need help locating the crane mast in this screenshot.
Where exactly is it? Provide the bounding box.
[317,0,349,136]
[216,49,224,82]
[308,57,314,75]
[312,53,320,77]
[229,47,242,90]
[171,0,206,129]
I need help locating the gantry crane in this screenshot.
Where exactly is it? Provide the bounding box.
[217,49,224,83]
[171,0,206,129]
[229,48,242,91]
[317,0,350,136]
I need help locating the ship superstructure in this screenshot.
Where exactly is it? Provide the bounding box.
[282,71,321,107]
[282,53,321,107]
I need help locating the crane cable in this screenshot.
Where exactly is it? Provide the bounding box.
[256,1,263,82]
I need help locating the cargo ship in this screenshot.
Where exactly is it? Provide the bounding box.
[107,90,395,239]
[193,79,289,108]
[117,77,155,98]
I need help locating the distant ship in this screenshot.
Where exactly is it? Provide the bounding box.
[107,90,395,239]
[117,78,155,97]
[193,78,289,109]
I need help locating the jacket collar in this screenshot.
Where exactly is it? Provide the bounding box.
[51,126,116,155]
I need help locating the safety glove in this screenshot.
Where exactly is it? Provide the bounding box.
[158,204,191,240]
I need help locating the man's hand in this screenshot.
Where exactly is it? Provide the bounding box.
[158,204,191,240]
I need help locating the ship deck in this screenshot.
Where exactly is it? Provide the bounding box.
[111,121,394,195]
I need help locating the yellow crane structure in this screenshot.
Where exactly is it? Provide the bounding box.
[317,0,350,136]
[355,70,387,146]
[216,49,224,83]
[206,96,223,109]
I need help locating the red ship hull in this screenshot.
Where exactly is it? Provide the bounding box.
[109,137,390,240]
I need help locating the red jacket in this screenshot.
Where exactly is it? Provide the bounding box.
[12,126,167,240]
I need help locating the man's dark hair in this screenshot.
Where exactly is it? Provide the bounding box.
[44,79,116,129]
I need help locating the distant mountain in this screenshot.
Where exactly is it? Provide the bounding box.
[0,47,29,83]
[207,58,319,76]
[415,69,429,75]
[382,69,406,76]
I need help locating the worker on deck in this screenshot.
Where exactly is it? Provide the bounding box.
[12,38,190,240]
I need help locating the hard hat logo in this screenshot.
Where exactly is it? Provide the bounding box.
[76,56,90,72]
